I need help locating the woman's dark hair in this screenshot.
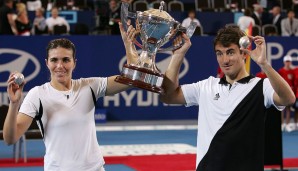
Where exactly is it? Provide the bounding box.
[46,38,76,60]
[213,25,245,50]
[243,8,252,16]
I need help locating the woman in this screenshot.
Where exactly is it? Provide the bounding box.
[15,3,31,36]
[4,23,137,170]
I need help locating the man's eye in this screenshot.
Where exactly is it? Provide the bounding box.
[227,51,234,56]
[216,52,223,56]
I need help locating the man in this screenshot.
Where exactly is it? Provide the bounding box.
[108,0,121,35]
[270,6,283,35]
[182,10,201,28]
[281,9,298,36]
[45,7,70,34]
[0,0,16,35]
[278,55,295,132]
[292,59,298,130]
[252,4,264,26]
[31,7,48,35]
[159,26,295,170]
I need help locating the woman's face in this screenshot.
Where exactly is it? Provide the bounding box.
[46,47,76,84]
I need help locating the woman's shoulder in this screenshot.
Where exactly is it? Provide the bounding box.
[29,82,50,92]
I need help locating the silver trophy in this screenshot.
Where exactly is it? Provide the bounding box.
[115,1,197,94]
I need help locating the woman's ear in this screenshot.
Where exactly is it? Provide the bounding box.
[73,59,77,69]
[45,58,49,68]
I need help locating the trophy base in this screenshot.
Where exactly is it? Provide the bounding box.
[115,64,164,94]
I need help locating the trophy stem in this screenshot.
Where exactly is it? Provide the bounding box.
[137,50,159,73]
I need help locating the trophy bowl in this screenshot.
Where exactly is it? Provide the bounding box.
[115,1,197,94]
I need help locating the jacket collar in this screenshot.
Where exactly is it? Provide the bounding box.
[219,75,255,85]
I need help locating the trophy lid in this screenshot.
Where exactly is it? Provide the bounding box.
[142,9,173,21]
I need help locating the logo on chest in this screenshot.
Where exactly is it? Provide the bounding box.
[213,93,220,100]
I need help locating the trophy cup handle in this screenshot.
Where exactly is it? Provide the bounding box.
[121,2,137,31]
[121,2,143,49]
[157,21,198,53]
[186,21,198,38]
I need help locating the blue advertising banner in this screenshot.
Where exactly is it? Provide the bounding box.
[0,36,297,120]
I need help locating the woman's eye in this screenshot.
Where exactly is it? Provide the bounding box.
[50,58,57,62]
[63,58,70,63]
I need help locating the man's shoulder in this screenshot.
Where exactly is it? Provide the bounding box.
[198,76,220,86]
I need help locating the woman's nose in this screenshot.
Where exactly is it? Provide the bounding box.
[56,60,63,67]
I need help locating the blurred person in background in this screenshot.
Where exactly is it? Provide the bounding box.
[45,6,70,34]
[252,4,265,26]
[15,2,31,36]
[0,0,16,35]
[256,69,267,78]
[182,10,201,28]
[237,8,255,31]
[108,0,121,35]
[31,7,47,35]
[281,9,298,36]
[270,6,283,35]
[216,67,224,78]
[278,55,295,132]
[292,58,298,130]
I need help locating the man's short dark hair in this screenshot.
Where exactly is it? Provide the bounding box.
[287,8,295,14]
[213,25,245,50]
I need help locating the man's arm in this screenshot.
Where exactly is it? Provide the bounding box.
[262,63,295,106]
[243,36,295,106]
[160,34,192,104]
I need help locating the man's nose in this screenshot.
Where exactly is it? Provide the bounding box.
[223,54,230,63]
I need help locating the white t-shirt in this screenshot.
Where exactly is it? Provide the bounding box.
[237,16,255,31]
[19,77,107,171]
[181,17,201,28]
[45,16,70,32]
[181,76,283,167]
